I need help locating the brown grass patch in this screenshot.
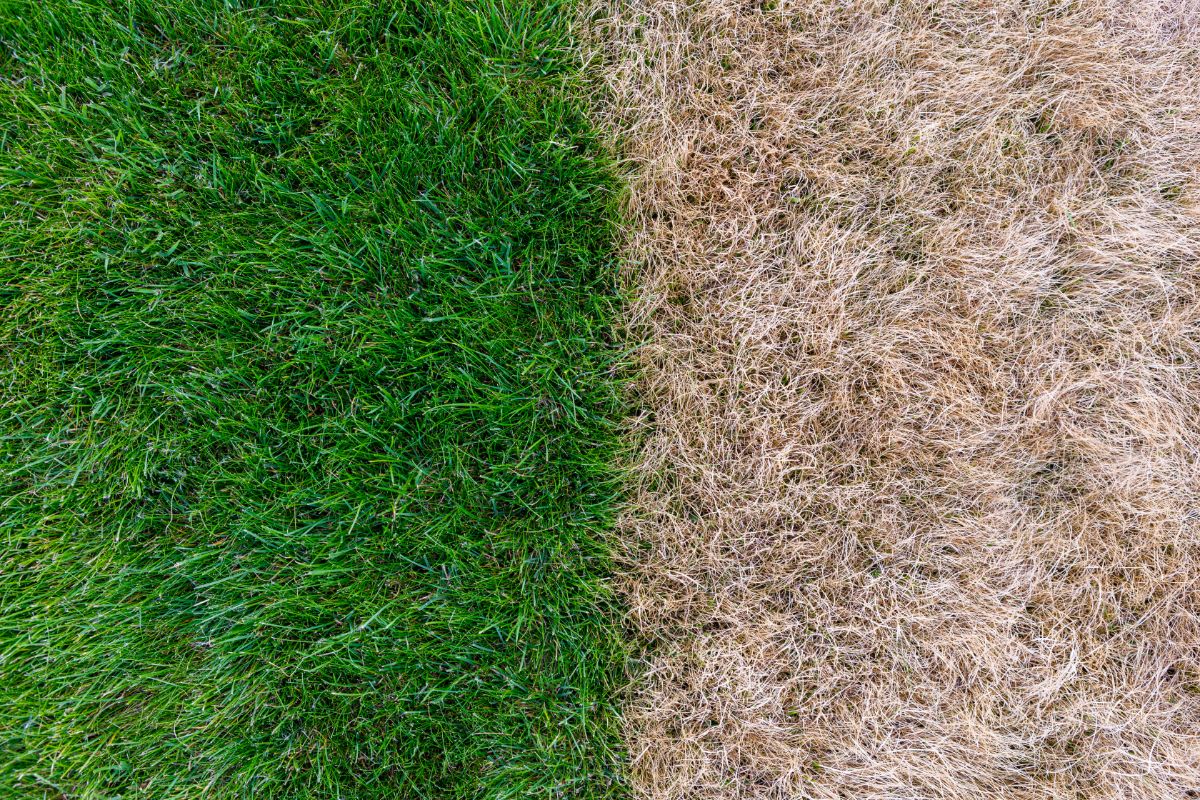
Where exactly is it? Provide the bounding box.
[583,1,1200,797]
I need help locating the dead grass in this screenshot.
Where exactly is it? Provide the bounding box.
[582,0,1200,797]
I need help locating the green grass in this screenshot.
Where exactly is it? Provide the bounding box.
[0,1,628,797]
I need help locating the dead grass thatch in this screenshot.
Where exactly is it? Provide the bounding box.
[583,1,1200,797]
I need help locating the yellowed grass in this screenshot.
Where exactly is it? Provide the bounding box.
[583,1,1200,797]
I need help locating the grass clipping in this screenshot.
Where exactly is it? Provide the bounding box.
[585,0,1200,797]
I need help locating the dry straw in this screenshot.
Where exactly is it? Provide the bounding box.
[583,0,1200,797]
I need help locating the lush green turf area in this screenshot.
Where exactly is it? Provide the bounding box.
[0,1,627,797]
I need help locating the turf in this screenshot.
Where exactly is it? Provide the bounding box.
[587,1,1200,797]
[0,1,627,797]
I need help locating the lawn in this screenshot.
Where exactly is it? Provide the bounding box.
[0,1,627,797]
